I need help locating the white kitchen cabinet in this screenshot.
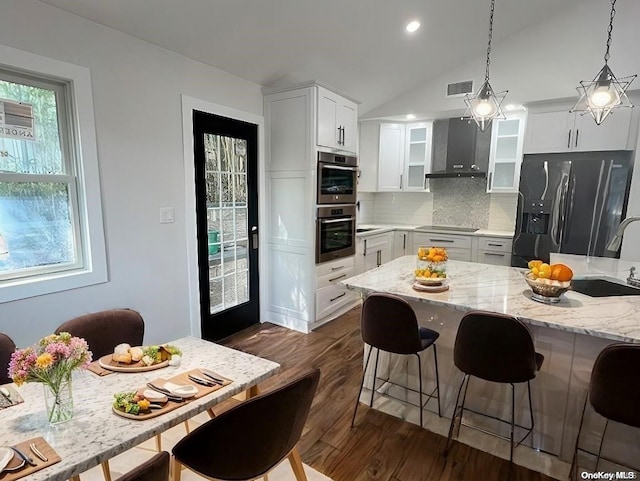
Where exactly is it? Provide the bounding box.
[317,86,358,154]
[412,232,472,262]
[377,122,432,192]
[474,236,513,266]
[524,108,632,154]
[487,112,526,193]
[392,230,411,259]
[315,256,359,321]
[356,232,393,273]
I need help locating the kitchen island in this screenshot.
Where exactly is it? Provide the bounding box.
[343,256,640,478]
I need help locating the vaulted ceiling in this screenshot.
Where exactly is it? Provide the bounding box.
[40,0,586,114]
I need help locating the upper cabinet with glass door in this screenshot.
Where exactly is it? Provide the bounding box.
[377,122,433,192]
[486,112,526,193]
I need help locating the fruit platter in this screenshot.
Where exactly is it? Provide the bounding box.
[415,246,448,285]
[524,260,574,303]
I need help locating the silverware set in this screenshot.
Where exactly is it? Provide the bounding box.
[0,444,46,474]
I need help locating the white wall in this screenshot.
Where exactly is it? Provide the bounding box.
[363,0,640,119]
[0,0,263,347]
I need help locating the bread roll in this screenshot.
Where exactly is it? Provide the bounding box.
[130,347,144,362]
[114,343,131,355]
[112,352,132,364]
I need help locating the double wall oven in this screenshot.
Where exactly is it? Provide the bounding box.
[316,152,358,264]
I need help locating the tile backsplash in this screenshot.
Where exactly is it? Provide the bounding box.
[359,185,517,232]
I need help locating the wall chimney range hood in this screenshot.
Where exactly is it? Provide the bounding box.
[426,117,491,179]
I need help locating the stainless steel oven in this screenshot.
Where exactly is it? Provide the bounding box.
[317,152,358,204]
[316,204,356,263]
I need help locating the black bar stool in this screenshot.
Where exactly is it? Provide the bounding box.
[571,343,640,478]
[352,293,441,428]
[444,310,544,462]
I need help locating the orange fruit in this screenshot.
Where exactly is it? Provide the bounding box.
[552,264,573,282]
[432,255,443,263]
[528,260,543,269]
[431,273,439,278]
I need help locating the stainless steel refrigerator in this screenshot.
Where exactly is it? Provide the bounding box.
[511,151,633,268]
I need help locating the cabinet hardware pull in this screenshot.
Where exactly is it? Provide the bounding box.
[484,252,505,257]
[330,265,345,271]
[341,126,346,145]
[487,243,502,247]
[363,239,367,256]
[424,174,427,190]
[329,273,347,282]
[575,129,579,148]
[330,292,346,303]
[400,174,403,189]
[403,234,406,250]
[337,125,342,145]
[429,239,454,243]
[567,129,572,149]
[488,172,493,191]
[377,250,381,266]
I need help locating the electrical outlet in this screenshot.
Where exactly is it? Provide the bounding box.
[159,207,174,224]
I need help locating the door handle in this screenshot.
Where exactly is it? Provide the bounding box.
[251,226,258,250]
[377,250,381,266]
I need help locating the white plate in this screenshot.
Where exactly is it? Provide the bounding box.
[0,447,14,473]
[415,276,448,286]
[163,382,198,398]
[142,389,168,403]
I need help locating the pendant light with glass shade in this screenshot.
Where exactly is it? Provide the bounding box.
[570,0,636,125]
[464,0,507,132]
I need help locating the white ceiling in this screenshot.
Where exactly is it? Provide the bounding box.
[39,0,584,114]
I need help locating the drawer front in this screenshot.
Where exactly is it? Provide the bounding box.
[316,255,355,277]
[477,249,511,266]
[316,284,358,319]
[317,265,356,289]
[445,247,472,262]
[478,237,513,253]
[413,232,472,250]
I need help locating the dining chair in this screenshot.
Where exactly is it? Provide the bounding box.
[0,333,16,385]
[54,309,145,359]
[114,451,169,481]
[171,367,321,481]
[444,310,544,462]
[352,293,441,428]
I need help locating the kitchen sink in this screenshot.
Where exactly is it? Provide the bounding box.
[571,278,640,297]
[356,228,377,233]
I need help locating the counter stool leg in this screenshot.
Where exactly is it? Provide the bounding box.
[433,344,441,417]
[445,374,468,456]
[352,345,373,427]
[571,393,590,480]
[101,461,112,481]
[369,348,380,407]
[70,476,81,481]
[594,419,609,472]
[510,383,516,463]
[415,353,423,428]
[171,455,182,481]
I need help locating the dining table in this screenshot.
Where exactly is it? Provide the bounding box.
[0,336,280,481]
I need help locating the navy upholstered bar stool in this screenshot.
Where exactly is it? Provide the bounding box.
[444,310,544,462]
[352,293,441,428]
[571,343,640,478]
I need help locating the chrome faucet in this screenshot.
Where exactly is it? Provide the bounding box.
[605,216,640,252]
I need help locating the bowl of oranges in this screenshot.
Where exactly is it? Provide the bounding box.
[524,260,574,303]
[415,247,448,285]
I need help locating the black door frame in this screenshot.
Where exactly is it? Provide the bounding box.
[192,110,260,341]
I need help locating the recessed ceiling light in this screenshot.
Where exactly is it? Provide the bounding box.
[406,114,416,120]
[504,104,516,111]
[406,21,420,33]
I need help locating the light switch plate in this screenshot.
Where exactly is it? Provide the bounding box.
[159,207,175,224]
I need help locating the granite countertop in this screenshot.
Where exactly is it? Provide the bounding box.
[356,224,513,238]
[342,256,640,343]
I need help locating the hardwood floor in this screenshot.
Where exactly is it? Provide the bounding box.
[221,308,555,481]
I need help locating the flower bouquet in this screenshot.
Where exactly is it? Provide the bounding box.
[8,332,92,424]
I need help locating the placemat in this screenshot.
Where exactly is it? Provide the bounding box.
[2,437,61,480]
[0,384,24,410]
[112,369,233,420]
[87,360,115,377]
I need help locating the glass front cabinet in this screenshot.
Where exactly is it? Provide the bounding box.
[486,112,526,193]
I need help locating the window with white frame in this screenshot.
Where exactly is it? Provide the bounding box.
[0,45,107,302]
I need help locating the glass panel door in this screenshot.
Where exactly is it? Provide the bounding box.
[193,111,259,341]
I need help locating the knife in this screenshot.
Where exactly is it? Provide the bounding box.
[146,383,185,403]
[11,446,37,467]
[201,370,227,384]
[188,374,215,387]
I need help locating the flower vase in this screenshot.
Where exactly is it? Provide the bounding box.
[44,376,74,425]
